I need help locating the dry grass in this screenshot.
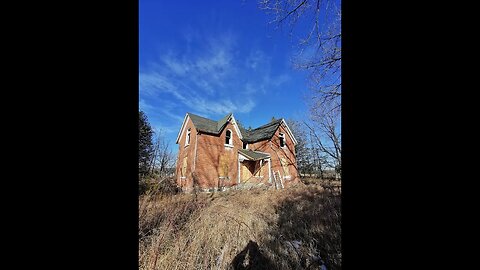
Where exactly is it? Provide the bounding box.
[139,183,341,270]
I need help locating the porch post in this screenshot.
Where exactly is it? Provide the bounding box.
[268,158,272,183]
[237,154,241,184]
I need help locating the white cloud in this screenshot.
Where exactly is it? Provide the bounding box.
[140,32,293,119]
[140,98,184,123]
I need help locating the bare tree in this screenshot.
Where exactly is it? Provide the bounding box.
[285,119,310,177]
[304,118,340,179]
[149,129,175,177]
[259,0,341,116]
[260,0,341,179]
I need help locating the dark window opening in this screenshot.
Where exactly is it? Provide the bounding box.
[279,134,285,147]
[243,142,247,149]
[226,130,232,145]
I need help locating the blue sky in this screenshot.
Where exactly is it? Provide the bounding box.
[140,0,313,154]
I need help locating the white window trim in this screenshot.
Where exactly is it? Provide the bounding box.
[225,129,233,146]
[185,128,191,147]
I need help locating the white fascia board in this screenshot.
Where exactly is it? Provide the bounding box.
[228,114,243,139]
[175,113,190,144]
[280,119,298,145]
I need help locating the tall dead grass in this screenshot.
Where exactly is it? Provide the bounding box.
[139,184,341,269]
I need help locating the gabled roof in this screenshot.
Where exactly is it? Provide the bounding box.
[242,119,283,143]
[188,113,221,134]
[187,112,234,135]
[175,113,297,145]
[175,112,239,144]
[216,113,233,132]
[238,149,270,161]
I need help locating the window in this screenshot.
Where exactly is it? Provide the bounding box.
[185,128,191,146]
[219,153,229,178]
[242,142,248,149]
[279,133,285,148]
[225,129,232,145]
[181,156,188,178]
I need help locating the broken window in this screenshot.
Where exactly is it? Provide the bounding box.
[185,128,191,146]
[225,129,232,145]
[242,142,248,149]
[279,133,285,148]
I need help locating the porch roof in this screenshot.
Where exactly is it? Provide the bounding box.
[238,149,270,161]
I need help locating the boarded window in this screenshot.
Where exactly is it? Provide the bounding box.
[181,156,188,177]
[280,157,289,176]
[219,153,230,177]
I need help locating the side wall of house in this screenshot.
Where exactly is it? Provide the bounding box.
[248,124,299,187]
[175,117,197,191]
[194,121,242,190]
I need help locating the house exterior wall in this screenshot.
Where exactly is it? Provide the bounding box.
[175,117,197,191]
[184,121,242,191]
[175,117,299,192]
[248,124,299,187]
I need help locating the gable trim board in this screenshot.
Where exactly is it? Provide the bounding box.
[279,119,298,145]
[175,113,191,144]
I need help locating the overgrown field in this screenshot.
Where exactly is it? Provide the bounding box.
[139,181,341,270]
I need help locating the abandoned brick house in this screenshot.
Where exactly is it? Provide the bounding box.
[175,112,299,192]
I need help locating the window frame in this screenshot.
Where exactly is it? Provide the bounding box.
[279,132,286,148]
[185,128,191,147]
[225,129,233,146]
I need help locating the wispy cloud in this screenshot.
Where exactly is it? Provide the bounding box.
[140,98,184,127]
[140,32,289,118]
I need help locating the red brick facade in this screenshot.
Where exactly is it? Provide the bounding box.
[175,114,299,192]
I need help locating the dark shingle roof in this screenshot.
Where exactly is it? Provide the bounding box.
[187,112,283,143]
[188,113,219,134]
[187,112,233,135]
[242,119,283,143]
[217,113,233,132]
[238,149,270,161]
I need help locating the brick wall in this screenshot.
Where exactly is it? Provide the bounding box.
[175,117,197,191]
[194,122,242,190]
[176,117,299,192]
[248,124,299,187]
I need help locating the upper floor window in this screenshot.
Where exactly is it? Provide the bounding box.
[279,133,286,148]
[225,129,232,145]
[185,128,191,146]
[242,142,248,149]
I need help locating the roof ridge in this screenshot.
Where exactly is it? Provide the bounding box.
[251,118,283,131]
[187,112,216,122]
